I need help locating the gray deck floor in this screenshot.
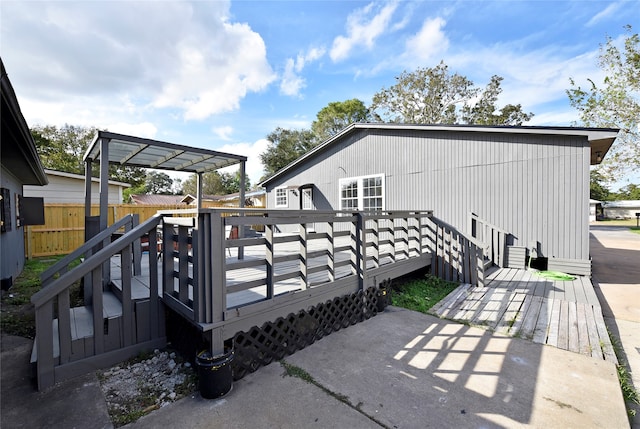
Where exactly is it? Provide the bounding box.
[430,268,617,363]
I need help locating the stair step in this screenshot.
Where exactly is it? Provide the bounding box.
[31,291,122,363]
[110,276,152,301]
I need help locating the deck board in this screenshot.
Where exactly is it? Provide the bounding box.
[431,267,616,363]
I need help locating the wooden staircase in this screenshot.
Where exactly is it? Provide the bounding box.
[30,214,166,391]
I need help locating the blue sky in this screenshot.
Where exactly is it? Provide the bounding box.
[1,1,637,186]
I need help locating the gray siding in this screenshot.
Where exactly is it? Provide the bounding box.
[265,129,591,262]
[0,166,26,282]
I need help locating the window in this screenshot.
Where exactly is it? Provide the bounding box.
[275,187,288,207]
[0,188,11,233]
[339,174,384,211]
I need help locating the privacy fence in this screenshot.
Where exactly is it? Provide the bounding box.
[24,202,227,258]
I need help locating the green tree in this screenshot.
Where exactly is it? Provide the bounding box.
[462,76,534,125]
[31,124,146,188]
[590,170,610,201]
[181,171,224,196]
[220,171,251,195]
[259,128,317,177]
[311,99,370,141]
[567,25,639,182]
[32,124,95,175]
[144,171,173,194]
[370,61,533,125]
[611,183,640,200]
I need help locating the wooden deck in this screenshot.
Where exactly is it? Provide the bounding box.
[431,268,617,363]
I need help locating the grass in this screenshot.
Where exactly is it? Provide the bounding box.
[608,329,640,420]
[390,273,459,314]
[0,256,82,338]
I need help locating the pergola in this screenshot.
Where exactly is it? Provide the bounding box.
[83,130,247,233]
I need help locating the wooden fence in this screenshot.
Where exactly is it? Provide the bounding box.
[24,202,227,258]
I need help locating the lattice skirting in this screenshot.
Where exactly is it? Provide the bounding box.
[230,286,382,380]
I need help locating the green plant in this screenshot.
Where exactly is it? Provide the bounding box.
[1,256,82,338]
[390,274,459,314]
[608,329,640,420]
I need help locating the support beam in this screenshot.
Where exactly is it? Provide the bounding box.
[99,137,110,284]
[84,159,92,218]
[197,172,203,210]
[238,161,246,260]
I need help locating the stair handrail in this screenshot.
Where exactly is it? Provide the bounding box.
[40,214,137,287]
[32,214,162,307]
[468,212,508,268]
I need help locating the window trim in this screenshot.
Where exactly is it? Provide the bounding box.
[275,187,288,208]
[338,173,385,211]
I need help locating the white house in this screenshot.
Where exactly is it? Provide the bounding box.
[24,169,130,204]
[602,200,640,219]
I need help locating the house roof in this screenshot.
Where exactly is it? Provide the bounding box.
[130,194,188,205]
[44,169,131,187]
[1,59,48,186]
[259,123,619,187]
[602,200,640,208]
[84,130,247,174]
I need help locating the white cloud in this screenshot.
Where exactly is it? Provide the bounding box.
[586,2,622,27]
[213,126,234,141]
[106,122,158,139]
[402,17,449,65]
[217,139,271,185]
[330,1,398,62]
[1,1,275,126]
[280,47,327,97]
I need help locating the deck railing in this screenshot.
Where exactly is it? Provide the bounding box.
[468,212,508,268]
[427,217,486,286]
[159,208,435,355]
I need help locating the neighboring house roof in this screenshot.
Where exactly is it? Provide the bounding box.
[130,194,189,205]
[44,169,131,187]
[602,200,640,208]
[589,199,601,204]
[219,189,266,201]
[1,58,47,185]
[259,123,619,187]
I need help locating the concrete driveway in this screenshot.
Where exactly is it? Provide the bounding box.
[590,225,640,426]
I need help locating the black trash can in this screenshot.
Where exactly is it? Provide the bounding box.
[376,284,389,312]
[196,348,234,399]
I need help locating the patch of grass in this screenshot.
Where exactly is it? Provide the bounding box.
[593,219,637,226]
[390,274,459,314]
[1,256,82,338]
[609,329,640,420]
[629,227,640,235]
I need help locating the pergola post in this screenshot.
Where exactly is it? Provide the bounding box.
[99,137,110,284]
[238,161,246,260]
[84,159,92,218]
[197,172,203,210]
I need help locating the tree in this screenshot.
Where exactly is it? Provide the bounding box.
[220,171,251,195]
[31,124,146,188]
[181,171,224,196]
[259,128,317,177]
[590,170,610,201]
[144,171,173,195]
[567,25,639,182]
[370,61,533,125]
[611,183,640,200]
[311,99,370,141]
[462,76,534,125]
[32,124,95,175]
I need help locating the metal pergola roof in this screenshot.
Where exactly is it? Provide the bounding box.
[84,131,246,173]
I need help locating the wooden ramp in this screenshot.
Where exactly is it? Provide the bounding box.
[431,268,617,363]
